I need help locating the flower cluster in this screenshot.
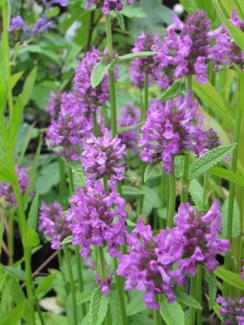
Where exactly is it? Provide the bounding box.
[140,94,206,173]
[67,181,127,257]
[96,272,113,295]
[118,200,227,309]
[74,48,109,115]
[118,103,140,150]
[9,15,52,35]
[39,202,70,250]
[0,166,29,208]
[46,92,92,160]
[153,11,211,88]
[217,296,244,325]
[174,199,229,275]
[85,0,133,15]
[81,130,126,182]
[9,16,27,32]
[130,32,159,88]
[209,10,244,68]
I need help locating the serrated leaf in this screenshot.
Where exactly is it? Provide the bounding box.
[117,51,157,63]
[23,228,40,248]
[214,267,244,290]
[205,271,217,309]
[115,10,126,31]
[175,290,202,310]
[160,296,185,325]
[91,61,112,88]
[144,162,160,183]
[90,288,109,325]
[189,144,236,179]
[189,179,203,207]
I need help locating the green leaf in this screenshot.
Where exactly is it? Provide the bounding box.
[91,61,112,88]
[118,121,144,133]
[127,292,146,316]
[210,166,244,187]
[122,186,144,196]
[189,179,203,207]
[90,288,109,325]
[142,186,160,207]
[77,290,92,305]
[189,143,236,179]
[61,236,72,245]
[121,5,146,18]
[214,267,244,290]
[23,228,40,248]
[221,197,240,238]
[1,301,25,325]
[9,71,23,90]
[144,162,160,183]
[36,162,60,194]
[180,0,198,13]
[160,296,185,325]
[27,194,39,229]
[159,80,182,101]
[205,271,217,309]
[117,51,157,63]
[36,274,56,298]
[175,290,202,310]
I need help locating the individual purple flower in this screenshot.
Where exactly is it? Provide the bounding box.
[9,16,27,32]
[199,128,221,156]
[32,17,53,34]
[51,0,68,6]
[85,0,133,15]
[46,92,92,160]
[118,103,140,150]
[81,129,126,182]
[117,219,184,309]
[153,11,211,88]
[140,94,206,174]
[217,296,244,325]
[67,180,127,257]
[208,10,244,68]
[39,201,70,250]
[0,166,29,207]
[74,48,109,115]
[130,32,159,88]
[174,199,229,275]
[96,272,113,295]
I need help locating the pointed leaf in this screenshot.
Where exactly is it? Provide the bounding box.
[214,267,244,290]
[90,288,109,325]
[176,290,202,310]
[91,61,111,88]
[160,296,185,325]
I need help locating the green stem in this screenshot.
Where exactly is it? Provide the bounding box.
[8,208,14,265]
[58,156,67,207]
[64,245,78,325]
[196,265,203,325]
[58,251,68,294]
[75,246,86,316]
[181,153,190,204]
[167,168,176,227]
[93,111,99,137]
[114,259,128,325]
[224,74,243,295]
[68,167,75,195]
[189,276,197,325]
[153,296,161,325]
[105,15,117,137]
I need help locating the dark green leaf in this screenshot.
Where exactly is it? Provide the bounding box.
[175,290,202,310]
[214,267,244,290]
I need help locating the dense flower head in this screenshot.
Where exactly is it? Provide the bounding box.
[117,219,184,309]
[208,10,244,68]
[118,103,140,150]
[0,166,29,208]
[74,48,109,115]
[67,180,127,257]
[46,91,92,160]
[174,199,229,275]
[96,272,113,295]
[153,11,211,88]
[39,201,70,250]
[9,16,27,32]
[130,32,159,88]
[85,0,133,15]
[81,130,126,182]
[217,296,244,325]
[140,94,206,174]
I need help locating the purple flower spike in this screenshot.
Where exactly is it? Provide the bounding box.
[74,48,109,115]
[130,32,159,88]
[174,199,229,275]
[81,130,126,182]
[0,166,29,207]
[9,16,27,32]
[118,103,140,150]
[140,94,206,174]
[85,0,133,15]
[46,92,93,160]
[39,201,70,250]
[96,272,113,295]
[217,295,244,325]
[67,181,127,257]
[117,219,185,309]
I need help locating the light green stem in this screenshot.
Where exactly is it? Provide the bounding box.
[64,245,78,325]
[58,156,67,207]
[8,208,14,265]
[189,276,197,325]
[224,74,242,295]
[167,168,176,227]
[75,246,86,316]
[93,111,99,137]
[181,153,190,204]
[153,296,161,325]
[196,265,203,325]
